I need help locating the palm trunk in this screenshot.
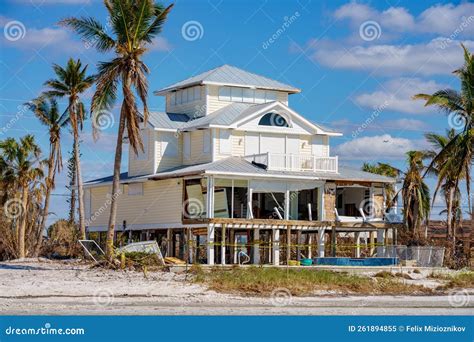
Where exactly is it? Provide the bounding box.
[446,187,454,240]
[105,104,126,261]
[18,186,28,259]
[35,154,54,256]
[74,125,86,240]
[68,150,77,224]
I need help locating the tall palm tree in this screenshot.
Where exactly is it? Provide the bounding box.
[61,0,173,260]
[0,135,44,258]
[413,44,473,219]
[425,129,464,241]
[362,162,400,209]
[43,58,95,240]
[400,151,431,233]
[26,97,69,254]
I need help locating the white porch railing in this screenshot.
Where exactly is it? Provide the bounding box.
[244,153,338,173]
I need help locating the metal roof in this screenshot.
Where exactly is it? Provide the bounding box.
[146,112,190,130]
[154,64,300,95]
[148,157,396,183]
[84,159,394,187]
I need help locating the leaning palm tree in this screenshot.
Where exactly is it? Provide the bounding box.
[0,135,44,258]
[26,97,69,254]
[43,58,95,240]
[413,44,473,219]
[424,129,464,241]
[400,151,431,234]
[362,162,400,209]
[61,0,173,260]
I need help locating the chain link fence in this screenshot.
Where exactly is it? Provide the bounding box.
[381,245,445,267]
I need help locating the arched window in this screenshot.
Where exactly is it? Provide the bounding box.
[258,113,289,127]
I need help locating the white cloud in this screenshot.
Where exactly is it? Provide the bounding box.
[310,38,474,76]
[148,36,172,52]
[333,2,474,38]
[380,119,429,131]
[355,78,448,114]
[2,21,84,52]
[334,134,427,160]
[418,3,474,37]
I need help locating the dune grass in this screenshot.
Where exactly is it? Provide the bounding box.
[191,266,432,296]
[433,271,474,290]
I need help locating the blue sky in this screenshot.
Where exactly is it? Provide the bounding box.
[1,0,473,223]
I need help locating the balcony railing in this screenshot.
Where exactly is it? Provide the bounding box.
[244,153,338,173]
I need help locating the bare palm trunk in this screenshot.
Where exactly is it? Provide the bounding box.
[105,105,126,261]
[446,186,454,240]
[35,154,54,256]
[74,126,86,240]
[18,186,28,259]
[68,150,77,224]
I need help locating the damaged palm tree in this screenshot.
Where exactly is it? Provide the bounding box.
[61,0,174,261]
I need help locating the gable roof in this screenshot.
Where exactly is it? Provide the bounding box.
[180,101,342,135]
[154,64,300,95]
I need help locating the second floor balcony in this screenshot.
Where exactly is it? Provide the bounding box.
[244,153,338,173]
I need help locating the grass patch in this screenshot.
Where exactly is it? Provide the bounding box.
[192,266,431,296]
[374,271,395,279]
[436,271,474,290]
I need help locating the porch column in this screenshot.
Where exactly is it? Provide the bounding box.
[307,233,312,259]
[369,231,376,256]
[221,224,226,265]
[355,232,361,258]
[317,229,325,257]
[167,228,173,257]
[331,226,337,257]
[230,228,235,264]
[207,223,215,265]
[252,228,260,264]
[272,229,280,265]
[206,176,215,218]
[376,229,385,256]
[284,190,290,220]
[296,230,302,261]
[286,225,291,263]
[187,228,194,264]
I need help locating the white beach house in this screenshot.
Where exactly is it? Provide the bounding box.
[84,65,398,265]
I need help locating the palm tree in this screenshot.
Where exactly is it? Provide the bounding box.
[0,135,44,258]
[413,44,473,220]
[61,0,173,260]
[425,129,464,241]
[43,58,95,240]
[26,97,69,253]
[400,151,431,234]
[362,162,400,209]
